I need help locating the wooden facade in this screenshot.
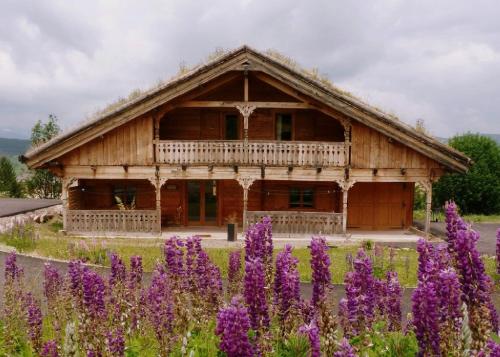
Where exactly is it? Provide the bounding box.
[23,46,470,236]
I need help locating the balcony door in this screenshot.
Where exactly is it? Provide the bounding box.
[187,180,218,225]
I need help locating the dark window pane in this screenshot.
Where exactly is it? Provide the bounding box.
[276,114,292,141]
[113,186,136,206]
[204,181,217,222]
[289,188,301,208]
[225,115,239,140]
[187,182,201,222]
[302,188,314,208]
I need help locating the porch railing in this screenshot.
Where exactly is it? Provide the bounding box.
[66,210,159,233]
[156,140,346,167]
[246,211,343,235]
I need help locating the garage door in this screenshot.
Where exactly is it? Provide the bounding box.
[347,182,413,230]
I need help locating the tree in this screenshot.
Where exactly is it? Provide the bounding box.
[24,115,62,199]
[433,133,500,215]
[0,157,23,197]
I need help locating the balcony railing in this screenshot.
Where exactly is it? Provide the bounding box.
[246,211,343,235]
[66,210,160,234]
[156,140,346,167]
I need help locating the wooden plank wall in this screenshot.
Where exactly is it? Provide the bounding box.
[350,122,440,169]
[161,108,345,142]
[60,115,154,166]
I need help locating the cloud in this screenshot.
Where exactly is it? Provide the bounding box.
[0,0,499,139]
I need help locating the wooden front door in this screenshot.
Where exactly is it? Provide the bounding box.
[187,181,218,225]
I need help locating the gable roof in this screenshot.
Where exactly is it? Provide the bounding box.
[22,45,471,172]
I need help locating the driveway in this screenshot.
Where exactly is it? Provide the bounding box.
[0,198,61,217]
[414,220,500,255]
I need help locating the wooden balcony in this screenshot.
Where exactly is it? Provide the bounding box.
[246,211,343,235]
[66,210,160,234]
[156,140,346,167]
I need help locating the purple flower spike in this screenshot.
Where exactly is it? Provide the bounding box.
[411,280,440,356]
[41,340,59,357]
[496,229,500,276]
[227,250,242,296]
[109,252,126,287]
[274,244,300,324]
[5,252,23,282]
[333,338,356,357]
[82,269,106,318]
[310,237,331,307]
[25,293,43,352]
[215,296,254,357]
[298,320,321,357]
[106,328,125,356]
[43,263,62,304]
[128,255,143,290]
[244,257,270,331]
[385,271,402,331]
[163,236,185,280]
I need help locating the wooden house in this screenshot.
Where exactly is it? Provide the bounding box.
[22,46,470,236]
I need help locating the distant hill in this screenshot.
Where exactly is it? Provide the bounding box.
[0,137,30,157]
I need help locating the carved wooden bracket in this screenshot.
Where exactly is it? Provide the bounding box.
[237,177,256,190]
[148,177,168,188]
[418,180,433,193]
[336,179,356,192]
[62,177,77,189]
[236,104,257,119]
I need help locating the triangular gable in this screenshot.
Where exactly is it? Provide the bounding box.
[22,45,470,172]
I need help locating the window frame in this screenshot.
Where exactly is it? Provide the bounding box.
[289,187,315,209]
[275,112,293,141]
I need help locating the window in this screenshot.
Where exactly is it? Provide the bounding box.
[225,114,239,140]
[289,188,314,208]
[113,185,136,206]
[276,113,292,141]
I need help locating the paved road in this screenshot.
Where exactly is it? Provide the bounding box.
[0,252,498,318]
[414,220,500,255]
[0,198,61,217]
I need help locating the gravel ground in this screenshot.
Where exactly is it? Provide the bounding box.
[0,198,61,217]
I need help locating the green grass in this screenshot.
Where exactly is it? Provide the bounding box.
[413,209,500,223]
[0,219,497,288]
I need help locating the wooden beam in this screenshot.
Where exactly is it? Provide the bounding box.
[176,101,312,109]
[244,73,249,102]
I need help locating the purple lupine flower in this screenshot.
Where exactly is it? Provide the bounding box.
[485,339,500,356]
[343,249,375,335]
[186,236,202,281]
[143,264,174,341]
[106,328,125,356]
[4,252,23,282]
[245,218,273,266]
[41,340,59,357]
[496,229,500,276]
[227,250,242,296]
[385,271,402,331]
[338,298,350,335]
[163,236,185,280]
[310,237,331,307]
[436,268,462,333]
[128,255,143,290]
[274,244,300,323]
[82,269,106,318]
[298,320,321,357]
[412,279,440,356]
[215,296,254,357]
[43,263,62,304]
[25,293,43,352]
[68,260,86,294]
[243,257,270,331]
[445,201,468,253]
[299,298,316,325]
[333,338,356,357]
[109,252,126,287]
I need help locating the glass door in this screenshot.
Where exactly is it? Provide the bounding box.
[187,181,218,225]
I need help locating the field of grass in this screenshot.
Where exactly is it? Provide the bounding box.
[413,209,500,223]
[0,218,497,288]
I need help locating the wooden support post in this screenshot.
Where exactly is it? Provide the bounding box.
[236,104,256,163]
[343,121,351,167]
[244,72,249,102]
[61,177,76,232]
[424,181,433,236]
[337,179,355,235]
[342,189,348,234]
[153,113,160,163]
[238,177,255,232]
[150,176,165,235]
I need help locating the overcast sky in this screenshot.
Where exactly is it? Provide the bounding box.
[1,0,500,139]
